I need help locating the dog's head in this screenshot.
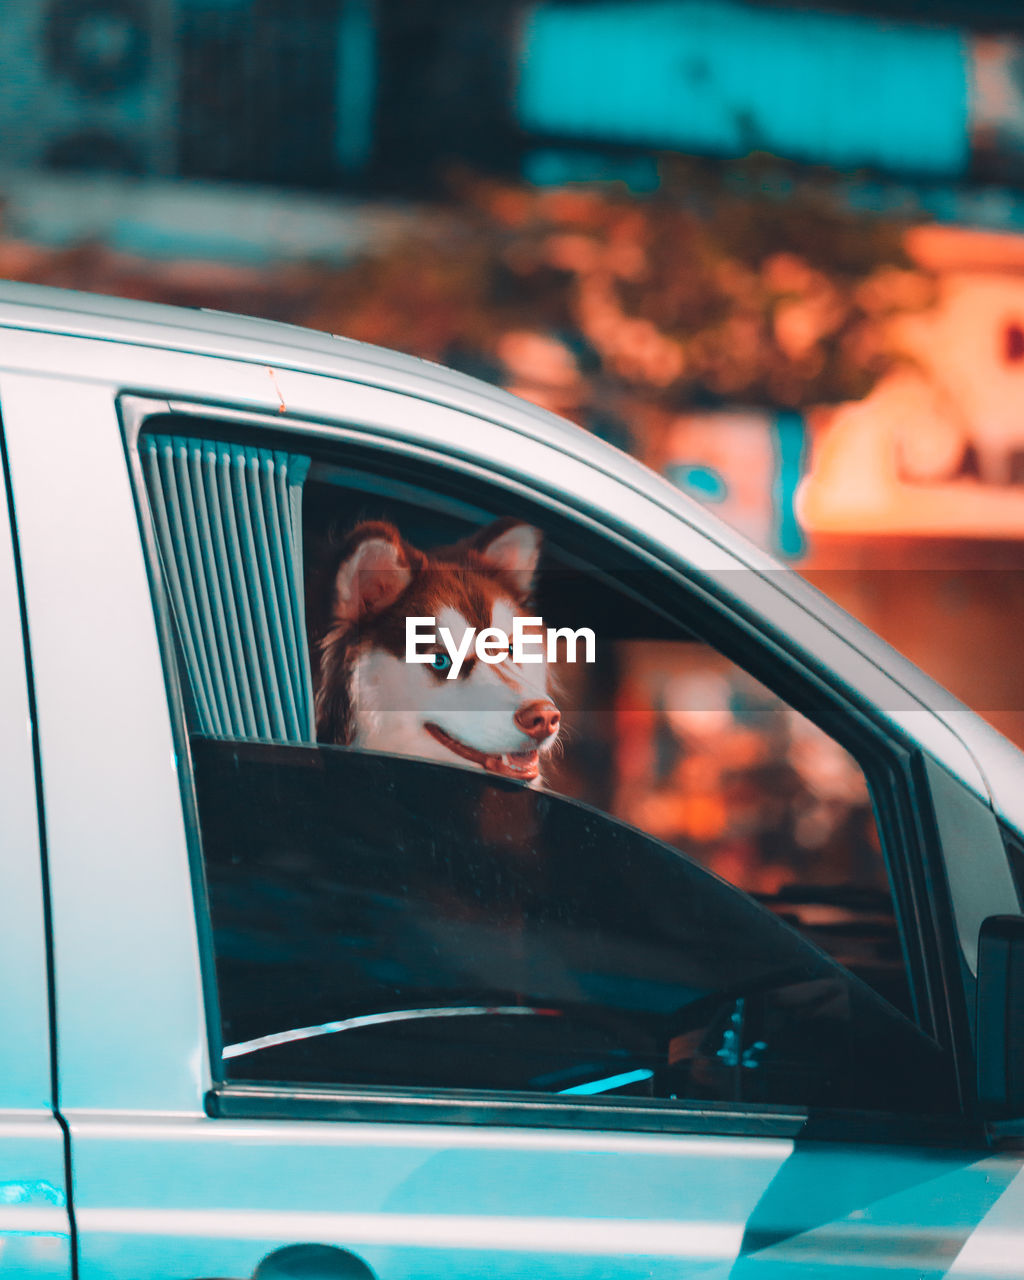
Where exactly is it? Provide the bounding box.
[315,518,560,782]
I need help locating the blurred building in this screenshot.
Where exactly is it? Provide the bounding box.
[0,0,178,176]
[3,0,1024,195]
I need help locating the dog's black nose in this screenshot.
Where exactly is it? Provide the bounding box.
[514,699,561,741]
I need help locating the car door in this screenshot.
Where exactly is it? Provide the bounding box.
[0,408,72,1276]
[3,342,1024,1280]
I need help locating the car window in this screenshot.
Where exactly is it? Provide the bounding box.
[301,464,912,1022]
[196,739,954,1113]
[130,413,955,1116]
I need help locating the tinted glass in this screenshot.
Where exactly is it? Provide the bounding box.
[195,737,955,1113]
[302,473,910,1018]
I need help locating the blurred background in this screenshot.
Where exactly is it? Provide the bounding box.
[4,0,1024,759]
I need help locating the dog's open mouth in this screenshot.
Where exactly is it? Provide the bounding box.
[425,723,540,781]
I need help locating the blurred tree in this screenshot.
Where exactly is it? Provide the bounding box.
[304,163,936,414]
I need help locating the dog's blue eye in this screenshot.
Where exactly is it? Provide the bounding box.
[430,652,452,673]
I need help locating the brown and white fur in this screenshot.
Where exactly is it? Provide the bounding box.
[315,518,561,783]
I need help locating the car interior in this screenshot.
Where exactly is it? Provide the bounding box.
[135,418,949,1112]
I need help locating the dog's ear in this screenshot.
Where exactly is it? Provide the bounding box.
[331,521,413,628]
[472,519,543,594]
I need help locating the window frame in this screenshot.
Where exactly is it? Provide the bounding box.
[118,392,979,1144]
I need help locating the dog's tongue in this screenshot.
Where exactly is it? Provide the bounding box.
[485,750,540,781]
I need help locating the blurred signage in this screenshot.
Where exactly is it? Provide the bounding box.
[518,0,988,179]
[663,410,805,559]
[799,227,1024,539]
[797,384,1024,538]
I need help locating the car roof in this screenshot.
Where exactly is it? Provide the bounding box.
[0,278,620,475]
[3,278,1023,835]
[0,280,794,568]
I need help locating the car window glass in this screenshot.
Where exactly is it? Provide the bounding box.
[197,739,954,1112]
[302,468,910,1020]
[131,417,951,1115]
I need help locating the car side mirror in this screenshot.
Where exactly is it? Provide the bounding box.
[976,914,1024,1117]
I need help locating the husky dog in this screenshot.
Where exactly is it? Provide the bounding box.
[315,518,561,782]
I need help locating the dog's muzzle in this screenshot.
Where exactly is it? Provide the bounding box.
[424,716,555,781]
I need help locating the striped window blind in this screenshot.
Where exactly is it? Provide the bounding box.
[140,433,314,743]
